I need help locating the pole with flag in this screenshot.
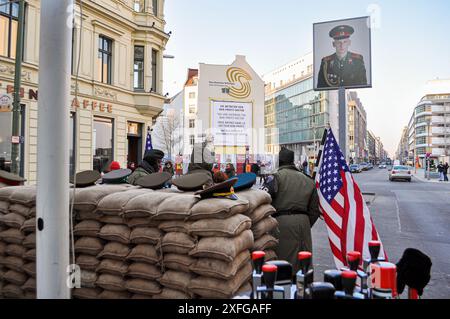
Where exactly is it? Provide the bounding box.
[315,128,387,270]
[145,126,153,153]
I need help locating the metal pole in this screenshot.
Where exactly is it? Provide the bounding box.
[10,0,25,175]
[427,120,431,180]
[338,87,347,161]
[36,0,73,299]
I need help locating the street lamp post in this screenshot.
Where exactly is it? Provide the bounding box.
[427,119,431,181]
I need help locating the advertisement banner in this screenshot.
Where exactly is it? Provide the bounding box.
[314,16,372,91]
[211,100,252,146]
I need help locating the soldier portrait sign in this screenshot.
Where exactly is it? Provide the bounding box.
[313,16,372,90]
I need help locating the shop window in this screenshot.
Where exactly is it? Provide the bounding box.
[97,35,112,84]
[0,104,25,176]
[93,117,114,173]
[134,46,144,90]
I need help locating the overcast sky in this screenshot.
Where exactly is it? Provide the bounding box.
[163,0,450,156]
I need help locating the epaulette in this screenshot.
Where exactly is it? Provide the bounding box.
[351,52,363,60]
[323,54,334,62]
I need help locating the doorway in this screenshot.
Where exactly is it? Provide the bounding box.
[127,122,143,170]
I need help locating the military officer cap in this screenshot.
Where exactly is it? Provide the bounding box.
[195,177,238,200]
[144,149,165,160]
[329,25,354,40]
[232,173,257,192]
[136,172,172,189]
[70,170,101,188]
[172,172,213,191]
[0,170,26,186]
[102,168,132,184]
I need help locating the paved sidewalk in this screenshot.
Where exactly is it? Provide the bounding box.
[412,168,445,183]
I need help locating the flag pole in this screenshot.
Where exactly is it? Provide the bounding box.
[312,128,329,180]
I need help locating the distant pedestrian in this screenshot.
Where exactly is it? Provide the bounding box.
[163,160,174,176]
[302,160,309,176]
[444,162,449,182]
[437,162,445,181]
[225,163,236,179]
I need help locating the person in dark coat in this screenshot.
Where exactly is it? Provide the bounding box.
[261,147,321,275]
[163,160,175,176]
[225,163,236,179]
[128,149,164,185]
[444,162,449,182]
[437,162,445,181]
[251,162,261,176]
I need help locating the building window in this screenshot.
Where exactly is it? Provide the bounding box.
[189,106,196,114]
[0,0,20,58]
[97,36,112,84]
[189,92,196,99]
[189,135,195,146]
[151,49,158,92]
[133,0,145,12]
[152,0,158,16]
[93,117,114,173]
[189,119,195,128]
[0,104,25,176]
[133,46,144,90]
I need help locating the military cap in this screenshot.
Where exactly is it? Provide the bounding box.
[136,172,172,189]
[329,25,354,40]
[172,172,213,191]
[144,149,165,161]
[0,170,26,186]
[70,170,101,188]
[195,178,238,200]
[232,173,256,192]
[102,168,132,184]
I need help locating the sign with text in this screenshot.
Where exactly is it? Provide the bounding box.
[211,100,252,146]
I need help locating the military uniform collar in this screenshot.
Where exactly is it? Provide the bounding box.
[278,164,300,172]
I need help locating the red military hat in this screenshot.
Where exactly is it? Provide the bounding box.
[329,25,354,40]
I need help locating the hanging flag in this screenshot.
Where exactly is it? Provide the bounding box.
[316,128,387,269]
[145,126,153,152]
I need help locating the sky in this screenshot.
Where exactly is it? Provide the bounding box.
[163,0,450,157]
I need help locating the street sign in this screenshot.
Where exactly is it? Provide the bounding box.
[426,153,431,158]
[11,136,24,144]
[0,94,13,111]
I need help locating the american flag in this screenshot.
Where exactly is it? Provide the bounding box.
[145,126,153,152]
[316,129,387,269]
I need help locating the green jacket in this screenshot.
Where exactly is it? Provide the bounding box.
[127,167,151,185]
[270,165,321,227]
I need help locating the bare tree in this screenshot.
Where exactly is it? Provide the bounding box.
[153,109,183,160]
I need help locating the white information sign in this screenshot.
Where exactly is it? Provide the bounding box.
[211,100,252,146]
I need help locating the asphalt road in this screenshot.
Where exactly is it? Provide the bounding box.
[311,167,450,299]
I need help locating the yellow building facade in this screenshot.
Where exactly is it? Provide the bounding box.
[0,0,169,183]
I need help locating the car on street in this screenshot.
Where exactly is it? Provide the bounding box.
[389,165,412,182]
[349,164,362,173]
[367,163,374,170]
[379,163,387,169]
[359,162,369,171]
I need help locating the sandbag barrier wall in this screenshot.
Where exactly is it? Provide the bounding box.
[0,185,279,299]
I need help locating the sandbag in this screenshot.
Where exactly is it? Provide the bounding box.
[247,204,276,224]
[125,278,161,296]
[21,278,36,292]
[5,244,27,258]
[0,201,9,214]
[160,232,196,255]
[73,185,133,212]
[96,259,128,277]
[188,198,249,221]
[73,220,102,237]
[189,214,251,238]
[158,220,192,234]
[98,215,125,225]
[153,288,191,299]
[98,290,131,299]
[2,283,24,298]
[0,186,26,202]
[96,274,126,292]
[76,254,100,272]
[0,228,24,244]
[8,204,32,218]
[3,269,27,286]
[131,294,153,299]
[8,186,37,207]
[75,210,101,221]
[98,224,131,244]
[122,192,173,219]
[188,262,252,299]
[158,270,195,294]
[20,218,36,234]
[81,270,97,288]
[254,234,278,251]
[236,189,272,212]
[127,262,162,281]
[189,230,254,262]
[264,250,278,261]
[0,213,25,229]
[23,233,36,249]
[72,287,101,299]
[126,217,160,229]
[74,237,104,256]
[0,241,6,255]
[23,249,36,262]
[251,216,278,239]
[126,244,160,265]
[1,256,24,272]
[23,262,36,278]
[97,242,130,261]
[190,250,250,280]
[130,227,163,245]
[163,254,196,274]
[97,189,151,216]
[153,194,199,221]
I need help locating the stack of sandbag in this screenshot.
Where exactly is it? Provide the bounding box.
[186,197,254,298]
[71,184,141,299]
[0,186,37,299]
[238,189,279,262]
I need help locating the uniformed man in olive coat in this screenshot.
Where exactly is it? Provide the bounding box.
[261,147,321,274]
[317,25,367,88]
[127,149,165,185]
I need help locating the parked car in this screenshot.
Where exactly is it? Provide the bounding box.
[367,163,374,170]
[379,163,387,169]
[350,164,362,173]
[359,162,369,171]
[389,165,412,182]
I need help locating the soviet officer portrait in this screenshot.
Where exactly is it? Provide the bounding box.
[314,17,371,90]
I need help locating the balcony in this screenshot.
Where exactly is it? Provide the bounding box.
[432,116,446,124]
[432,137,450,145]
[432,148,447,156]
[432,126,450,134]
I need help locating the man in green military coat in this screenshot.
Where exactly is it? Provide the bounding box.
[261,148,321,274]
[317,25,367,88]
[127,149,165,185]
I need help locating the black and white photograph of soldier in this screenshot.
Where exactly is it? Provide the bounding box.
[314,17,372,90]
